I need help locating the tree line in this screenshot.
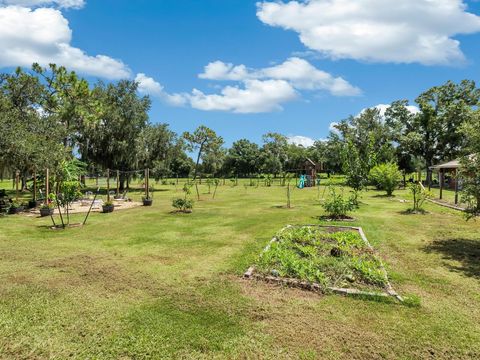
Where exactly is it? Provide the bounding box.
[1,64,480,212]
[0,64,325,190]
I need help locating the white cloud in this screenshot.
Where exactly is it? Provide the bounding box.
[0,0,84,8]
[136,73,298,113]
[135,73,164,96]
[0,6,130,79]
[329,122,340,134]
[199,57,360,96]
[188,79,297,113]
[257,0,480,65]
[287,135,315,147]
[199,61,249,81]
[135,73,187,106]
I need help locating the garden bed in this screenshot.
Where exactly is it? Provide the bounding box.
[245,225,402,301]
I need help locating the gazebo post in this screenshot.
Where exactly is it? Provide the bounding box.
[454,169,459,205]
[33,170,37,202]
[439,169,444,200]
[428,169,432,191]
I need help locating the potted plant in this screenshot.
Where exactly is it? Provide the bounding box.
[9,200,24,214]
[102,200,115,213]
[39,202,55,217]
[142,196,153,206]
[142,187,154,206]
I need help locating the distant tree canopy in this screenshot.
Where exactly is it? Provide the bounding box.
[1,64,479,192]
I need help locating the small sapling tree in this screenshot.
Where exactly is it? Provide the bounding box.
[407,182,431,214]
[183,126,224,200]
[369,162,402,196]
[322,187,356,220]
[172,183,194,213]
[205,178,213,194]
[212,179,220,199]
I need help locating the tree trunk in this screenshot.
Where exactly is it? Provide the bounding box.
[21,176,27,191]
[119,172,127,191]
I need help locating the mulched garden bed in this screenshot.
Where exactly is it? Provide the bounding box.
[244,225,402,302]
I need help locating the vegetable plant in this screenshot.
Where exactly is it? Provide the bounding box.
[322,187,356,219]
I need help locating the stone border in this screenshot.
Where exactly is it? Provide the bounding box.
[244,225,403,302]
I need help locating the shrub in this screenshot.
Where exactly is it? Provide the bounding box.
[322,187,356,219]
[10,200,23,208]
[172,198,193,212]
[172,183,194,212]
[460,154,480,220]
[369,162,402,196]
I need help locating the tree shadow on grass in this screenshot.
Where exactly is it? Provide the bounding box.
[424,238,480,279]
[371,194,395,198]
[398,209,429,215]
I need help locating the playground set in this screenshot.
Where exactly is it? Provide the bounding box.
[296,158,323,189]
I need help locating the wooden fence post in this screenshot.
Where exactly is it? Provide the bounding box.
[33,170,37,202]
[45,168,49,206]
[144,168,150,199]
[15,170,20,201]
[107,169,110,202]
[116,170,120,197]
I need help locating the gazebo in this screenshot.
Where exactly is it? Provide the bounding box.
[429,159,461,204]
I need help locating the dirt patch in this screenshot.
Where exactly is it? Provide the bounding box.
[23,200,143,217]
[317,215,357,222]
[34,254,162,295]
[237,278,468,359]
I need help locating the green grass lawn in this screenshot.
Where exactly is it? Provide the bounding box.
[1,181,480,359]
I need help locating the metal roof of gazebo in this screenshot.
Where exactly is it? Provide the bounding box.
[430,159,461,170]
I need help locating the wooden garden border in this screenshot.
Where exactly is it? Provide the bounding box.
[244,225,403,302]
[427,198,465,212]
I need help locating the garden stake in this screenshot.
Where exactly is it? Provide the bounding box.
[83,187,99,226]
[55,193,65,228]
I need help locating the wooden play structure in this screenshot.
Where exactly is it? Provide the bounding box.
[297,158,323,188]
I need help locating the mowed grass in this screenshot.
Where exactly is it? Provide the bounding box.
[0,180,480,359]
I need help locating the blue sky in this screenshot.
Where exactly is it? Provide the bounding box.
[1,0,480,146]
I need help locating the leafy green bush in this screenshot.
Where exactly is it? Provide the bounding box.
[460,154,480,220]
[172,198,193,212]
[322,187,356,219]
[172,182,194,212]
[369,162,402,196]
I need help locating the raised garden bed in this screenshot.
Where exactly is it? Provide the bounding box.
[245,225,402,302]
